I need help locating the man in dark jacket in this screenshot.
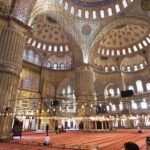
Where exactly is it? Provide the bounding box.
[46,124,49,136]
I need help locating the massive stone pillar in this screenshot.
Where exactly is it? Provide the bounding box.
[75,64,95,116]
[0,15,29,139]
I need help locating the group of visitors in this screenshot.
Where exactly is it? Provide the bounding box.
[55,124,65,134]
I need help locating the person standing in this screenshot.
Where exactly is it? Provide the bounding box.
[137,123,143,133]
[46,124,49,136]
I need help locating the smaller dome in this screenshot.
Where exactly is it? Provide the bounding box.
[120,54,147,72]
[94,56,117,67]
[45,55,73,70]
[93,56,118,72]
[100,24,149,49]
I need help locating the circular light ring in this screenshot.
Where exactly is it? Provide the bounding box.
[59,0,134,20]
[26,37,70,54]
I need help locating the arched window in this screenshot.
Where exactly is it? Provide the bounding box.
[54,45,57,52]
[23,76,30,88]
[141,99,147,109]
[64,2,68,10]
[60,46,63,52]
[85,10,89,19]
[105,66,109,72]
[47,62,51,68]
[117,88,120,95]
[122,49,126,55]
[127,66,131,72]
[28,50,34,62]
[138,43,143,49]
[34,54,39,65]
[53,63,58,69]
[134,65,138,71]
[111,50,115,56]
[115,4,120,13]
[128,48,132,53]
[143,40,148,46]
[121,65,125,71]
[78,9,82,17]
[71,6,74,14]
[111,66,116,71]
[101,49,105,55]
[92,11,97,19]
[27,38,32,44]
[136,80,143,92]
[67,85,71,94]
[23,50,27,60]
[109,88,115,96]
[146,83,150,92]
[48,45,52,51]
[100,10,105,18]
[117,50,120,56]
[37,42,41,49]
[140,64,144,69]
[32,40,36,46]
[108,8,113,16]
[133,45,138,52]
[122,0,128,8]
[111,104,116,111]
[128,85,134,92]
[60,63,65,69]
[43,44,46,50]
[106,49,109,55]
[65,45,69,51]
[132,101,137,109]
[62,88,66,95]
[146,37,150,44]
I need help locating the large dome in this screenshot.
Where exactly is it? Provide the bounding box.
[59,0,134,20]
[67,0,115,7]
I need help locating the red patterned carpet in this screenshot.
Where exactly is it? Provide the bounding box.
[0,129,149,150]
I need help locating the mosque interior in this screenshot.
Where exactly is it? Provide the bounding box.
[0,0,150,141]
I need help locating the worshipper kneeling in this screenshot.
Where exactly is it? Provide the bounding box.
[43,136,50,146]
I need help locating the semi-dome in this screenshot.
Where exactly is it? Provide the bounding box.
[31,15,69,44]
[120,54,147,72]
[97,24,150,56]
[93,56,118,72]
[24,14,83,70]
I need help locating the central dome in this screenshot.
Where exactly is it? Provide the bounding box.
[70,0,114,7]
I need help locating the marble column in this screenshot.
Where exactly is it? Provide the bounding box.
[0,16,29,139]
[75,64,95,116]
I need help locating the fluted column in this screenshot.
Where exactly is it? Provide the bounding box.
[75,64,95,116]
[0,16,29,139]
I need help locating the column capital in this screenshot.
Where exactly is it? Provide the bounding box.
[0,14,32,35]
